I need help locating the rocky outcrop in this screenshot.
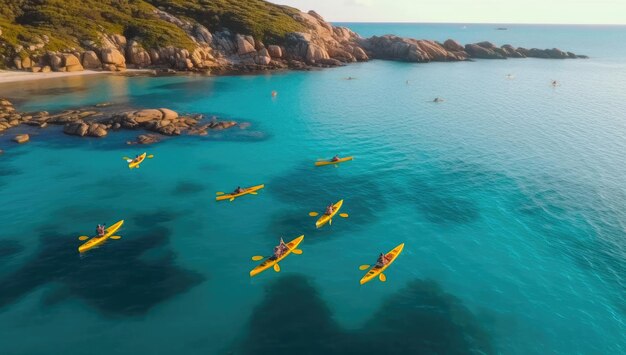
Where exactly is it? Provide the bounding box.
[462,41,588,60]
[101,48,126,71]
[0,98,243,142]
[443,39,464,52]
[360,36,468,62]
[128,134,162,145]
[2,5,586,74]
[13,134,30,144]
[82,51,102,69]
[126,41,151,67]
[268,45,283,58]
[63,121,108,137]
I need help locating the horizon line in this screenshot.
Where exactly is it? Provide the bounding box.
[328,20,626,26]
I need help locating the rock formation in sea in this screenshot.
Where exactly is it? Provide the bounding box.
[0,98,240,144]
[0,1,587,74]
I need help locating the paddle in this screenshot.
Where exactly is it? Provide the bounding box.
[359,264,371,270]
[147,155,154,159]
[251,247,302,261]
[229,197,235,202]
[273,264,280,272]
[329,218,332,225]
[216,192,225,196]
[309,212,319,217]
[78,235,122,241]
[379,273,387,282]
[339,213,349,218]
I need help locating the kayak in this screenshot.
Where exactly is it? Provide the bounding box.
[78,220,124,253]
[216,184,265,201]
[250,235,304,277]
[315,199,344,228]
[360,243,405,285]
[315,156,353,167]
[128,152,147,169]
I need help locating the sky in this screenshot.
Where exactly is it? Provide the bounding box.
[270,0,626,25]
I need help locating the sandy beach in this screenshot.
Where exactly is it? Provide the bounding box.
[0,69,153,84]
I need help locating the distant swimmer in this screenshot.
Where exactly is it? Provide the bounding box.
[344,76,356,80]
[551,80,559,87]
[433,97,444,103]
[271,90,278,97]
[506,74,515,79]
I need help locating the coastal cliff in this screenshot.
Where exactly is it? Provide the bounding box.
[0,0,586,74]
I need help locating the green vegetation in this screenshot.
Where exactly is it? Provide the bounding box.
[148,0,304,44]
[0,0,305,67]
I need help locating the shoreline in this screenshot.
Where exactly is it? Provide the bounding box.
[0,69,155,84]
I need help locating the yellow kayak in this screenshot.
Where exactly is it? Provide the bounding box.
[78,220,124,253]
[216,184,265,201]
[315,199,344,228]
[360,243,405,285]
[128,153,147,169]
[250,235,304,277]
[315,156,353,167]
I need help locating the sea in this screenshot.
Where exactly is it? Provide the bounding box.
[0,23,625,354]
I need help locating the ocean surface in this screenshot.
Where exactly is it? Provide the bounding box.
[1,24,625,354]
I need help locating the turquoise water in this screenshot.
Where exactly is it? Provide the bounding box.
[1,24,626,354]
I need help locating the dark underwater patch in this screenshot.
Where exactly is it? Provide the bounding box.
[132,209,181,228]
[0,164,21,177]
[151,78,230,93]
[266,162,390,241]
[172,180,206,196]
[409,179,480,225]
[0,240,24,259]
[236,275,493,355]
[511,174,626,316]
[20,85,90,97]
[0,218,204,317]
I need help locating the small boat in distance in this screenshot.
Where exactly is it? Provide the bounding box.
[496,27,508,30]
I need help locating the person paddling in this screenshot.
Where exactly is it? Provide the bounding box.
[331,154,340,162]
[233,186,245,194]
[96,224,106,237]
[270,238,289,260]
[375,253,391,268]
[325,203,335,216]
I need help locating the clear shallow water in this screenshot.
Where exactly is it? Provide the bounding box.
[1,24,626,354]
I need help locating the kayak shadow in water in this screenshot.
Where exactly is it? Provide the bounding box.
[233,275,493,354]
[0,220,204,317]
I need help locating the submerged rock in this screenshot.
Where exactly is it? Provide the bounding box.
[13,134,29,144]
[0,99,241,142]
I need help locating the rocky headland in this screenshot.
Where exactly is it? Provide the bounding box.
[0,98,239,144]
[0,1,587,76]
